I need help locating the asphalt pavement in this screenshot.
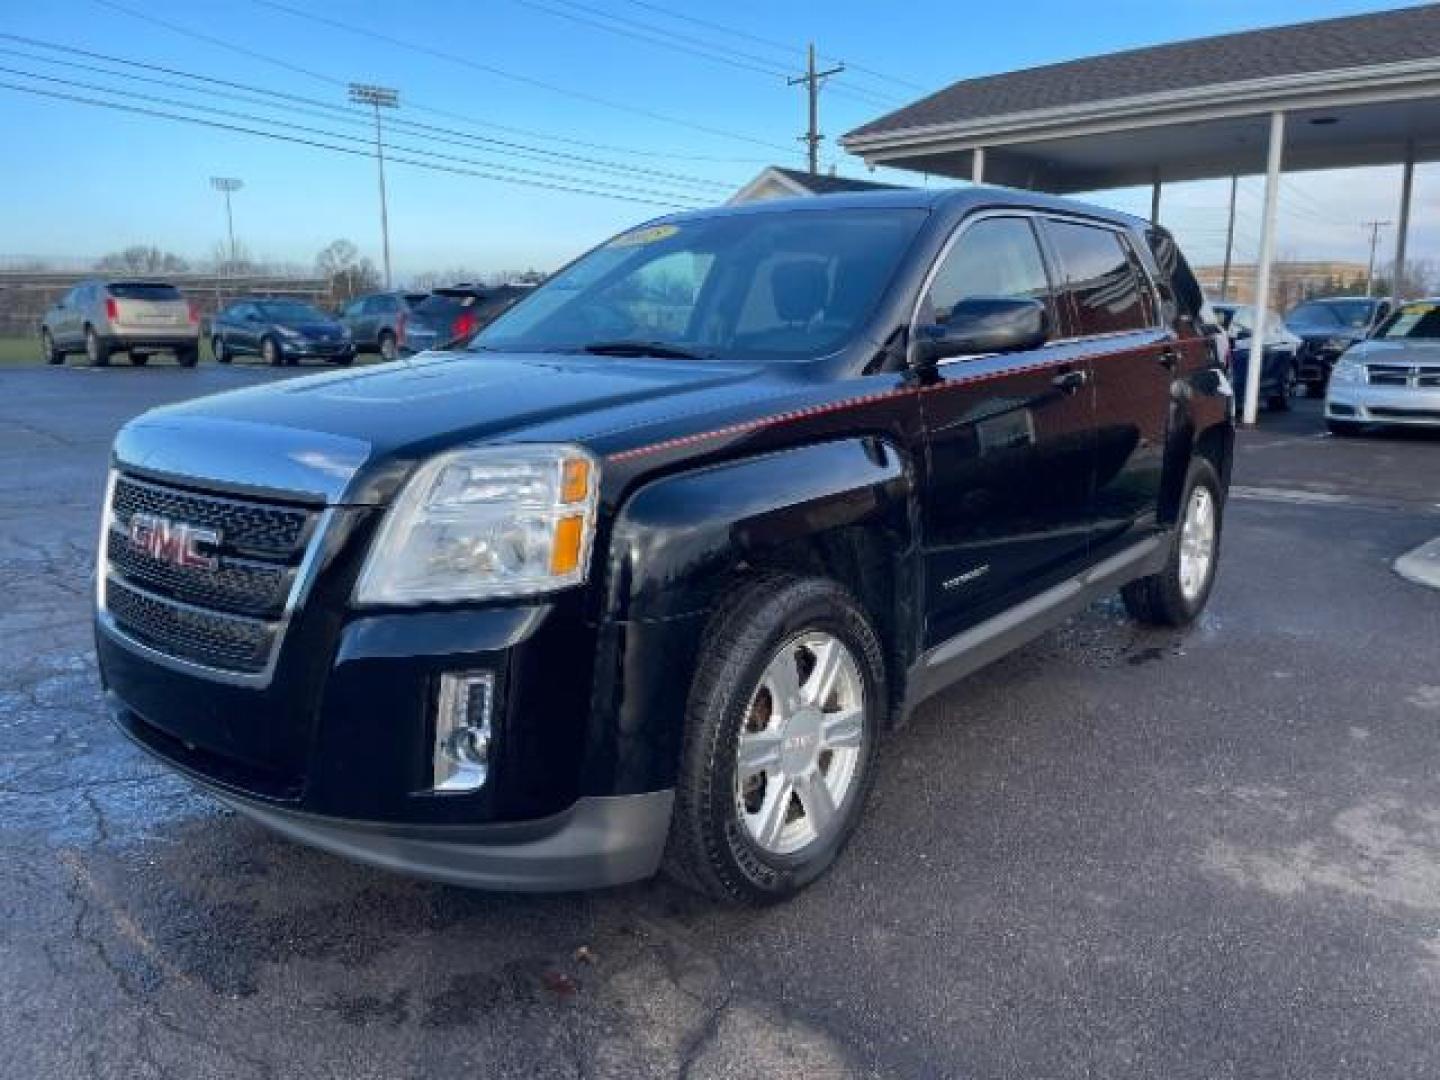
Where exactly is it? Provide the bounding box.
[2,365,1438,1079]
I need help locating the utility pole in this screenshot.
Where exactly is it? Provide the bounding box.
[788,43,843,176]
[1219,174,1237,302]
[348,82,399,288]
[210,177,243,270]
[1362,219,1391,297]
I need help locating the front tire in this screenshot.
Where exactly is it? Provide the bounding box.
[212,336,231,364]
[1267,364,1296,412]
[378,331,398,362]
[1121,458,1223,628]
[663,574,885,905]
[261,336,282,367]
[41,330,62,365]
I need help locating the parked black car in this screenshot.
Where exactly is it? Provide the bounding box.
[211,299,355,366]
[401,283,536,353]
[1285,296,1393,396]
[338,291,428,360]
[97,189,1231,905]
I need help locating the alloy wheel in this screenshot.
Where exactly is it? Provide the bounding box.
[1178,486,1216,602]
[735,631,866,856]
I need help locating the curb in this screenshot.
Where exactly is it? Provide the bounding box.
[1395,538,1440,592]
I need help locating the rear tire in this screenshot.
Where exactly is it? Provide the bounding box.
[85,327,110,367]
[176,346,199,368]
[128,352,149,366]
[331,351,355,366]
[41,330,62,365]
[1327,419,1362,437]
[663,574,885,905]
[1267,365,1295,412]
[1121,458,1223,628]
[1305,380,1325,399]
[379,331,398,361]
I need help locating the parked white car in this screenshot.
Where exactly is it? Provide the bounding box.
[1326,299,1440,434]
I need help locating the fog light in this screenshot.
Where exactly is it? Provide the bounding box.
[433,671,493,792]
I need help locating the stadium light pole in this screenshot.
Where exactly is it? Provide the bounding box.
[209,176,243,270]
[348,83,399,288]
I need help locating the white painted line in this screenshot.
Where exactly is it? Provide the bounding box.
[1230,485,1440,513]
[1395,538,1440,591]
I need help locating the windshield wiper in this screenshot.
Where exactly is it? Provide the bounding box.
[582,340,706,360]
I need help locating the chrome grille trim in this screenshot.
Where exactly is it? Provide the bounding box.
[97,469,336,688]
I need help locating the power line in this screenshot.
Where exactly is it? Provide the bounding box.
[245,0,796,153]
[0,63,712,205]
[0,78,708,209]
[70,11,768,166]
[0,36,737,192]
[611,0,929,93]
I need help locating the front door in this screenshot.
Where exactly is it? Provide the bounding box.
[917,215,1097,647]
[1041,218,1173,552]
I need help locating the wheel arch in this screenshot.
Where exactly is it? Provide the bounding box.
[581,437,920,797]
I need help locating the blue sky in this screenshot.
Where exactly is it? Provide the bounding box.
[0,0,1432,281]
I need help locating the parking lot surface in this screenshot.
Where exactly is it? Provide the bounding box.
[2,366,1439,1079]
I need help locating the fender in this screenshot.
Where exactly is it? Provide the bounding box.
[1158,349,1235,526]
[579,437,918,796]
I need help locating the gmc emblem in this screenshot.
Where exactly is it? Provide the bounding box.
[127,512,220,571]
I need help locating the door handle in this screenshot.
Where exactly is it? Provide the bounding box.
[1052,368,1089,394]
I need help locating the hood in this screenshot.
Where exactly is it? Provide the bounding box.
[277,320,345,336]
[114,350,764,504]
[1345,338,1440,362]
[1290,324,1366,343]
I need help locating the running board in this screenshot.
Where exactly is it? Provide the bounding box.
[904,535,1168,713]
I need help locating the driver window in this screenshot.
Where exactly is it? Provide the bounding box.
[920,217,1052,327]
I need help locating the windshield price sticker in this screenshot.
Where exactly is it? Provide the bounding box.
[607,224,679,248]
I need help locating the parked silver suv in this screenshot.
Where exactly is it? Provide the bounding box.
[40,279,200,367]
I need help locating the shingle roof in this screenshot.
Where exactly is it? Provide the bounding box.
[847,4,1440,141]
[770,166,901,194]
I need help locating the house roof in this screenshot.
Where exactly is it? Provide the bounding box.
[847,4,1440,143]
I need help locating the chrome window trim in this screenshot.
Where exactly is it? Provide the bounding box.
[909,207,1164,370]
[96,468,336,689]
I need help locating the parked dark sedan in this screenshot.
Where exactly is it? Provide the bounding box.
[1214,302,1301,411]
[401,284,535,354]
[1285,296,1392,396]
[211,299,355,366]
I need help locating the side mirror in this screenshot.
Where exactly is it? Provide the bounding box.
[911,297,1049,368]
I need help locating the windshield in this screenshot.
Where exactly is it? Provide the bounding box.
[1287,300,1374,329]
[1374,301,1440,341]
[470,208,927,361]
[256,300,327,321]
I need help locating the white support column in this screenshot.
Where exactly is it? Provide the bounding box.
[1393,141,1415,300]
[972,147,985,185]
[1243,111,1286,427]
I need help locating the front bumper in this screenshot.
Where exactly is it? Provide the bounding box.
[110,692,671,890]
[1327,384,1440,426]
[277,339,354,360]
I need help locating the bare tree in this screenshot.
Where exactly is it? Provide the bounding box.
[315,240,380,303]
[94,246,190,275]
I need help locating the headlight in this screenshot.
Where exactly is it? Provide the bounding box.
[1330,357,1365,385]
[1324,337,1351,353]
[277,325,303,339]
[355,444,599,604]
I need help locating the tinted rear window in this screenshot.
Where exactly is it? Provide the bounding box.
[415,293,474,318]
[107,283,182,301]
[1048,221,1151,335]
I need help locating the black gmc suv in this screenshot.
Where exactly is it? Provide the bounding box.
[97,189,1232,905]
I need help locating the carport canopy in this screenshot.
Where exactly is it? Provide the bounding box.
[842,4,1440,423]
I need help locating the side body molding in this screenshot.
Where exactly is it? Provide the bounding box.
[580,437,918,797]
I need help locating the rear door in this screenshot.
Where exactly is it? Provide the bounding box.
[917,214,1098,646]
[1041,217,1174,553]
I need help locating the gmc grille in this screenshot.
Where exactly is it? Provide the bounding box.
[101,474,325,680]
